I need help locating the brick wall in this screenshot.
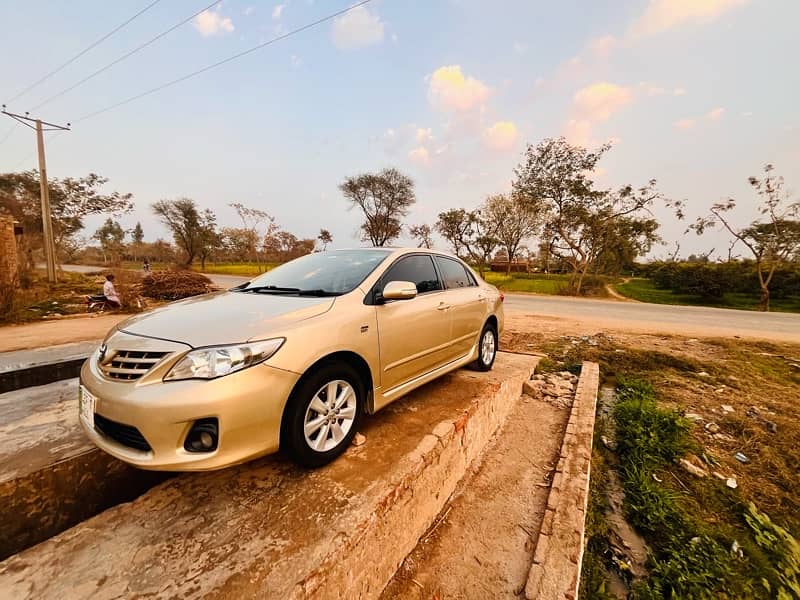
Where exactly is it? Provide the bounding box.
[0,216,19,284]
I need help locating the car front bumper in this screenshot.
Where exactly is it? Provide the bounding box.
[79,346,301,471]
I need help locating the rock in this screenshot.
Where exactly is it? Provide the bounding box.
[352,433,366,447]
[713,433,737,443]
[684,413,703,422]
[721,404,735,414]
[522,381,543,398]
[734,452,750,464]
[714,387,726,394]
[697,371,710,377]
[705,422,720,434]
[532,374,546,381]
[601,435,617,451]
[726,477,738,489]
[679,457,709,478]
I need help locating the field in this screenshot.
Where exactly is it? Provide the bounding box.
[616,278,800,313]
[502,321,800,599]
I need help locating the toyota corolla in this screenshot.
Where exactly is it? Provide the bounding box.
[79,248,504,469]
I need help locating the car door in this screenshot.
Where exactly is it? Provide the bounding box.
[375,254,452,395]
[434,256,487,356]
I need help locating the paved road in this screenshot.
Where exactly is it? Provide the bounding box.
[58,265,800,342]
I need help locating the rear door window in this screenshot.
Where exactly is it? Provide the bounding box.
[383,255,442,294]
[435,256,473,289]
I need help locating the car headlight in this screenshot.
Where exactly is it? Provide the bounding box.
[164,338,285,381]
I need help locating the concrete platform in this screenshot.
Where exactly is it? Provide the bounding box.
[0,341,98,393]
[0,379,167,560]
[0,353,536,599]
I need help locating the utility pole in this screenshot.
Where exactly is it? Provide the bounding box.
[1,106,70,283]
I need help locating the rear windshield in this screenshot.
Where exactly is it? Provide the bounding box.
[242,249,391,295]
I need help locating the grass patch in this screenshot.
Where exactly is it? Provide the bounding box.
[192,262,279,276]
[483,272,567,294]
[616,278,800,313]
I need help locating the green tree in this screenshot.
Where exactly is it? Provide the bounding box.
[151,198,217,267]
[435,208,498,276]
[688,164,800,311]
[482,193,543,275]
[131,222,144,244]
[317,228,333,251]
[408,224,433,249]
[340,167,415,246]
[514,137,664,294]
[93,218,126,265]
[0,170,133,263]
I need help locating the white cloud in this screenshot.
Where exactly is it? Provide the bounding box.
[416,128,433,144]
[244,6,255,16]
[428,65,490,112]
[563,82,633,147]
[193,8,234,37]
[573,82,633,122]
[485,121,519,152]
[331,5,384,49]
[272,4,284,20]
[589,35,619,58]
[408,146,430,166]
[630,0,750,37]
[707,107,725,120]
[674,118,696,130]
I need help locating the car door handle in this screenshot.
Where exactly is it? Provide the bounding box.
[437,302,451,311]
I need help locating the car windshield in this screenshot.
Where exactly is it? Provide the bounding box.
[237,249,391,296]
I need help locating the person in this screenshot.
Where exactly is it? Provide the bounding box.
[143,258,151,272]
[86,274,121,309]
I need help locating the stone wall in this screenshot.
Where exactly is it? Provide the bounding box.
[0,216,19,284]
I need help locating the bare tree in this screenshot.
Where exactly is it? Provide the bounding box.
[317,228,333,251]
[408,224,434,248]
[514,137,664,294]
[689,164,800,311]
[482,193,542,274]
[230,202,275,270]
[340,168,415,246]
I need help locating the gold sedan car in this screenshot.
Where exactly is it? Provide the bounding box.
[79,248,504,469]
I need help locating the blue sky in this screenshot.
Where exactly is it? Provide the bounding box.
[1,0,798,258]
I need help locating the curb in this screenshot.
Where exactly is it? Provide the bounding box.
[525,361,600,600]
[0,341,97,393]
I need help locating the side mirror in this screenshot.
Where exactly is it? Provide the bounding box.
[382,280,417,301]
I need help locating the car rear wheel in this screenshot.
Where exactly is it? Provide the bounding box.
[471,322,498,371]
[282,362,364,467]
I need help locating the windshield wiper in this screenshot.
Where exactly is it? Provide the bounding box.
[235,285,338,297]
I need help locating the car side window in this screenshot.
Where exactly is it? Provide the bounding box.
[463,264,478,286]
[383,255,442,294]
[435,256,473,289]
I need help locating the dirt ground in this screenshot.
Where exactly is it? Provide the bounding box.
[382,387,566,599]
[0,314,126,352]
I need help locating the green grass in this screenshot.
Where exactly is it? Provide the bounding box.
[483,272,571,294]
[192,262,279,276]
[615,278,800,313]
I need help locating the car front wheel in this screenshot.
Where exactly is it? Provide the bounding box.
[282,362,364,467]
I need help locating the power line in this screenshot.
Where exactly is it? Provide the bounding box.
[74,0,375,124]
[0,123,17,146]
[30,0,222,111]
[7,0,163,104]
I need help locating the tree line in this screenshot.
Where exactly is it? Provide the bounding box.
[1,135,797,310]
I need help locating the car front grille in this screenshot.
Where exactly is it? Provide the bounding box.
[100,350,169,381]
[94,413,152,452]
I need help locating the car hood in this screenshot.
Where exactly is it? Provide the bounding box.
[117,291,335,347]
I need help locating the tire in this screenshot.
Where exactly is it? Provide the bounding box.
[282,362,364,468]
[471,322,498,371]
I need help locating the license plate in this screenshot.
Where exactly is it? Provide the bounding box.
[79,384,96,429]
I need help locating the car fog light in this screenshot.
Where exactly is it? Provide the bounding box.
[184,418,218,453]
